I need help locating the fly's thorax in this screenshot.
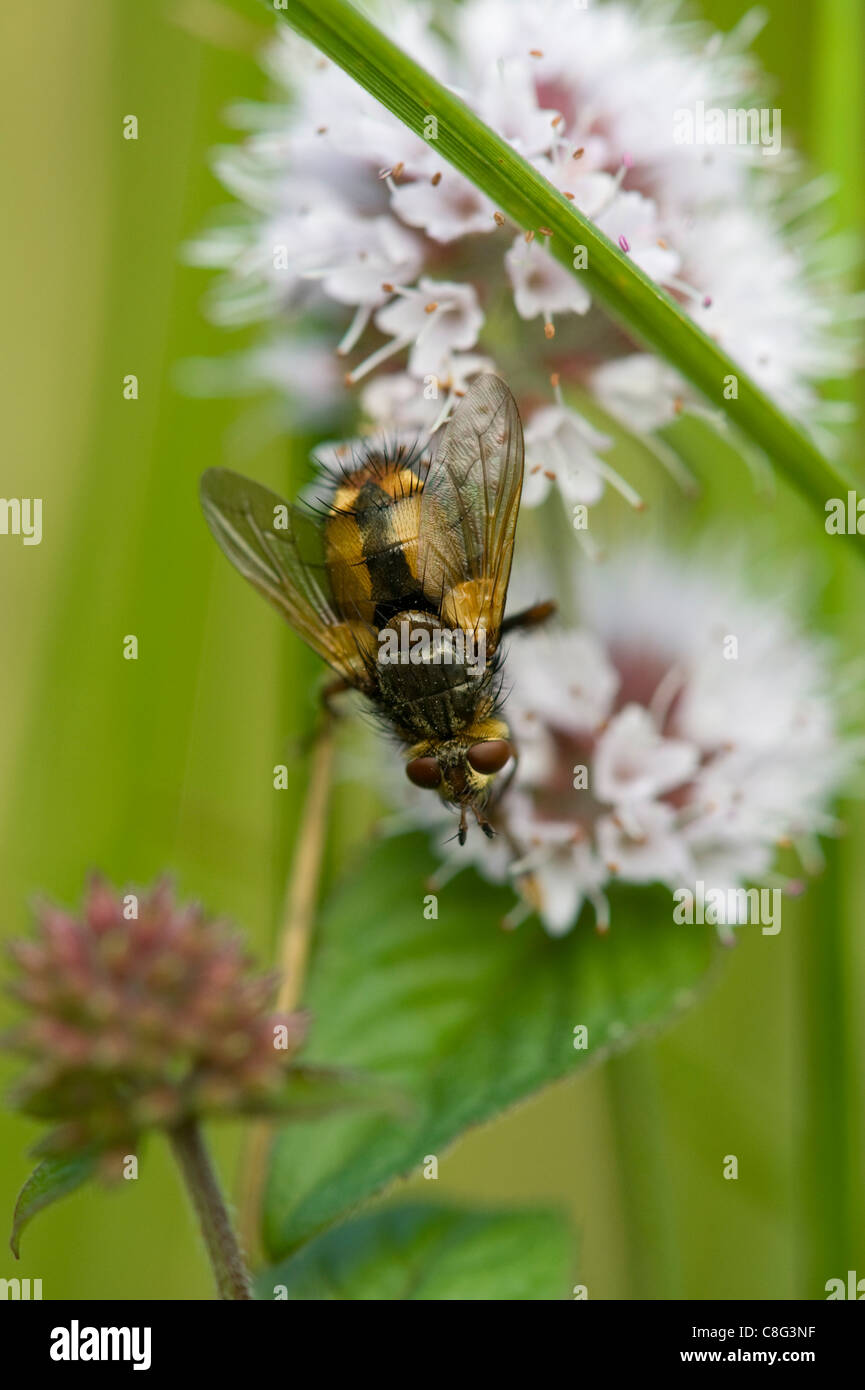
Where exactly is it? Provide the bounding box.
[375,610,496,742]
[375,612,489,675]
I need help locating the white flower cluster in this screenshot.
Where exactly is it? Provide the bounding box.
[421,549,850,937]
[189,0,855,503]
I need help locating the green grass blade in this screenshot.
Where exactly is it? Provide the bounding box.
[798,0,865,1297]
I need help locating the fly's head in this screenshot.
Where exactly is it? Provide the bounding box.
[404,725,515,843]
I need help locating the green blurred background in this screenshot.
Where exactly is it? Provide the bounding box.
[1,0,862,1299]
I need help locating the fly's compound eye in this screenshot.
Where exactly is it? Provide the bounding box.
[405,756,442,789]
[466,739,513,774]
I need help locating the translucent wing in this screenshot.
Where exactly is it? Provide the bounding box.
[417,374,524,646]
[200,468,376,687]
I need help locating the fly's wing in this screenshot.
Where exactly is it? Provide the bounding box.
[417,375,524,650]
[200,468,376,689]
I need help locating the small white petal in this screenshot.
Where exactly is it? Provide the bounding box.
[594,705,699,806]
[505,237,591,321]
[391,170,498,243]
[592,354,689,434]
[597,802,694,885]
[374,278,485,377]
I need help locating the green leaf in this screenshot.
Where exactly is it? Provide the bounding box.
[240,1064,407,1120]
[257,1202,573,1300]
[263,0,863,558]
[10,1152,97,1258]
[263,833,717,1257]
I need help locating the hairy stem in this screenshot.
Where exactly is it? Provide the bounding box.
[170,1118,253,1300]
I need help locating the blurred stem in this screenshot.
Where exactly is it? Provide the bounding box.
[812,0,865,230]
[239,717,337,1257]
[170,1119,253,1301]
[264,0,864,557]
[797,0,865,1295]
[606,1047,683,1299]
[274,717,337,1012]
[798,840,853,1291]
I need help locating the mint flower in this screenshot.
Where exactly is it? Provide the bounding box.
[404,548,853,937]
[6,876,306,1161]
[188,0,855,512]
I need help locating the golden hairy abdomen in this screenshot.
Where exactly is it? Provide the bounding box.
[324,466,424,624]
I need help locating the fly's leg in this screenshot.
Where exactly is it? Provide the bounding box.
[499,821,545,931]
[302,675,350,752]
[500,599,557,636]
[320,675,352,717]
[286,676,350,762]
[485,751,545,924]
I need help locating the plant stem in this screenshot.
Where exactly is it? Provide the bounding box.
[263,0,863,557]
[239,716,337,1256]
[606,1046,683,1299]
[797,838,854,1293]
[796,0,865,1297]
[274,717,337,1012]
[170,1118,253,1300]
